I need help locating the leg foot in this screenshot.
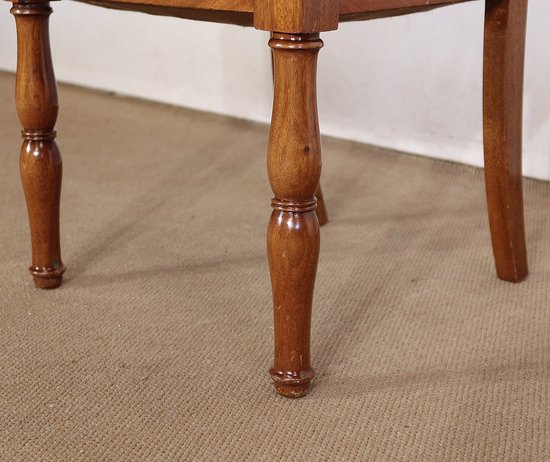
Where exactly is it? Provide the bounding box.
[30,267,65,289]
[483,0,528,283]
[270,368,315,398]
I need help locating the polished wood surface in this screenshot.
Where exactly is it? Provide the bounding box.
[7,0,531,398]
[254,0,338,32]
[74,0,477,26]
[81,0,253,25]
[267,33,322,397]
[340,0,474,15]
[12,1,65,289]
[482,0,528,283]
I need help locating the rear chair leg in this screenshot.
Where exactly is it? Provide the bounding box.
[483,0,528,282]
[12,1,65,289]
[315,183,329,226]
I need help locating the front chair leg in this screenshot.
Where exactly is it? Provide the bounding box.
[11,1,65,289]
[267,33,323,398]
[483,0,528,282]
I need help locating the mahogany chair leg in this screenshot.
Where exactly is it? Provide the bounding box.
[12,1,65,289]
[267,33,323,398]
[482,0,528,283]
[315,183,329,226]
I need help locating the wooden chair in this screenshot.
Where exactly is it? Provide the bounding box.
[7,0,528,397]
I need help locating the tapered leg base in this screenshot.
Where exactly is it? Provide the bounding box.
[483,0,529,284]
[496,266,528,284]
[30,265,65,289]
[270,369,315,398]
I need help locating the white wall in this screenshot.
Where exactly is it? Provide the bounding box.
[1,1,549,179]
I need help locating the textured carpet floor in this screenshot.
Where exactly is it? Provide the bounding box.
[1,71,550,461]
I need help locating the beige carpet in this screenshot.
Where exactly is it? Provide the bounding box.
[1,71,550,461]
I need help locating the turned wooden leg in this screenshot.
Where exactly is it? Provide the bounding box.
[12,2,65,289]
[483,0,528,283]
[267,33,322,398]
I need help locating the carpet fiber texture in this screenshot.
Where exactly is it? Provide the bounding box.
[1,71,550,461]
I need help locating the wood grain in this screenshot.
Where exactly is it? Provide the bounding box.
[340,0,475,15]
[73,0,479,27]
[254,0,338,32]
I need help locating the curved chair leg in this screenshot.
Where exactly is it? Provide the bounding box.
[267,33,323,398]
[483,0,528,282]
[315,183,329,226]
[12,1,65,289]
